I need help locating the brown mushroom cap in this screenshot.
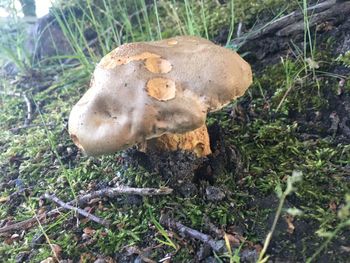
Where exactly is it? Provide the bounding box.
[68,36,252,156]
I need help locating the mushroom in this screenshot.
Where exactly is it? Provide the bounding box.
[68,36,252,157]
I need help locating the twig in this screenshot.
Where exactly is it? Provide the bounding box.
[239,0,338,41]
[160,216,258,261]
[0,186,173,234]
[160,215,225,253]
[23,92,33,126]
[236,21,243,38]
[43,193,110,227]
[229,1,350,66]
[76,186,173,206]
[0,210,61,235]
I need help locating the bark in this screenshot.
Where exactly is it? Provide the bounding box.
[232,0,350,68]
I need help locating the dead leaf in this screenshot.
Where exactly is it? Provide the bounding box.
[341,246,350,253]
[285,215,295,234]
[37,207,46,215]
[329,201,337,213]
[87,198,100,205]
[79,253,95,263]
[11,233,19,239]
[98,201,104,210]
[83,227,95,236]
[0,196,9,203]
[224,233,241,247]
[125,246,156,263]
[51,244,62,259]
[254,244,263,252]
[4,237,14,245]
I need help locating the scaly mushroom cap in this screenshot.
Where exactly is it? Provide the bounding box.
[68,36,252,156]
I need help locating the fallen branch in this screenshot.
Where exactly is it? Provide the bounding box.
[0,210,61,235]
[76,186,173,206]
[44,193,110,227]
[160,216,259,261]
[235,0,344,43]
[0,186,173,235]
[160,215,225,253]
[233,0,350,64]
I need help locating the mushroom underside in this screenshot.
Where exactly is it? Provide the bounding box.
[138,124,211,157]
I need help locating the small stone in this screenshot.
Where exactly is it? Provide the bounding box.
[178,182,198,198]
[16,252,29,263]
[205,186,225,201]
[197,243,212,261]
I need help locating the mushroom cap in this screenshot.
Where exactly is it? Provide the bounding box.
[68,36,252,155]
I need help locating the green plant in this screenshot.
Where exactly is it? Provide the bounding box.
[258,170,303,263]
[274,57,308,113]
[307,194,350,263]
[223,234,243,263]
[0,21,31,72]
[148,208,178,250]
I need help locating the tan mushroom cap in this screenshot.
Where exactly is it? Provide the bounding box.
[68,36,252,156]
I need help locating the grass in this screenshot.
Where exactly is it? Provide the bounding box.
[148,208,178,251]
[258,171,303,263]
[0,0,349,262]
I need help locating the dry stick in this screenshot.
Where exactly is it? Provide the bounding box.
[160,216,225,253]
[43,187,173,227]
[43,193,110,227]
[0,186,173,235]
[76,186,173,206]
[22,92,33,126]
[0,210,60,235]
[160,218,257,261]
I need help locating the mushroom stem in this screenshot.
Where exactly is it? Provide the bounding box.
[140,124,211,157]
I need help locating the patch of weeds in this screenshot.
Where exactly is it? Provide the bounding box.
[0,20,32,73]
[218,235,244,263]
[148,208,178,250]
[91,208,150,255]
[258,171,303,262]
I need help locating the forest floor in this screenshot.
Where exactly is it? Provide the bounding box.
[0,0,350,262]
